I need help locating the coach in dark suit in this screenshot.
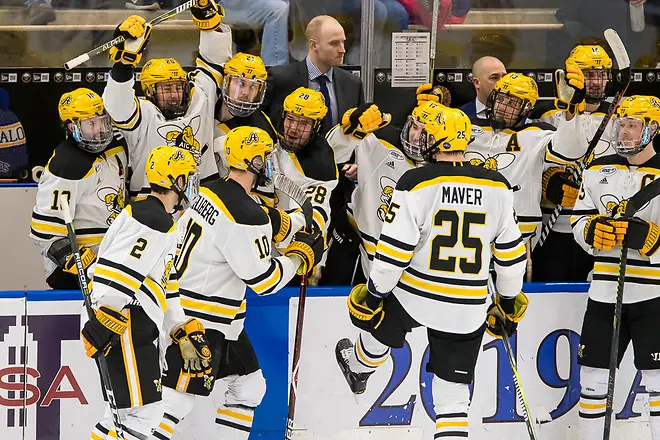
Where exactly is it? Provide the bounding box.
[262,15,365,131]
[459,56,506,120]
[261,15,366,286]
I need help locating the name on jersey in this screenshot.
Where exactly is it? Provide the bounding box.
[441,186,483,206]
[191,195,219,225]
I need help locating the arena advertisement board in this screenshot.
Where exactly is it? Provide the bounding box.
[291,292,654,440]
[0,288,656,439]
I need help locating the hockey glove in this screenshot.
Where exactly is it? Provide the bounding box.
[47,237,97,275]
[171,318,212,373]
[81,306,129,358]
[584,215,618,250]
[554,61,586,114]
[341,103,391,140]
[613,217,660,256]
[486,292,528,339]
[262,205,294,243]
[542,167,579,208]
[415,83,443,104]
[347,283,384,331]
[285,228,325,275]
[191,0,224,31]
[109,15,152,66]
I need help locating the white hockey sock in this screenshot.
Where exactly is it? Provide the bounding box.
[349,332,390,374]
[151,412,181,440]
[578,393,607,439]
[432,376,470,439]
[650,392,660,440]
[91,421,111,440]
[215,404,255,439]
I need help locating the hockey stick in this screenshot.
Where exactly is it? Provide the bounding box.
[59,198,125,440]
[487,278,538,440]
[602,178,660,438]
[272,172,314,440]
[428,0,440,83]
[535,28,631,250]
[63,0,195,70]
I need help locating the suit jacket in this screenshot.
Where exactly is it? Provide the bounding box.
[261,60,365,135]
[459,100,477,118]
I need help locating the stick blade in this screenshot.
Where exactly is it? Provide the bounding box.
[604,29,630,70]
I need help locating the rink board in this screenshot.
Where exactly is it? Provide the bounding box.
[0,284,654,440]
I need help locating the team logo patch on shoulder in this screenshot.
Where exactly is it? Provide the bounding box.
[388,149,405,161]
[472,126,484,135]
[599,165,618,177]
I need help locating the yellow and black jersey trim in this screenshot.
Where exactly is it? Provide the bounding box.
[313,205,329,232]
[251,187,276,207]
[202,178,269,225]
[469,118,554,134]
[516,216,542,238]
[396,266,488,305]
[288,140,338,182]
[586,154,629,170]
[398,161,511,193]
[243,259,284,295]
[127,197,175,233]
[165,270,179,297]
[180,289,246,325]
[492,236,527,267]
[570,209,599,228]
[93,258,167,310]
[374,234,415,268]
[112,97,142,131]
[31,211,67,238]
[195,55,223,89]
[593,255,660,285]
[359,229,378,261]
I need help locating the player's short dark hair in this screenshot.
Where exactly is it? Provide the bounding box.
[150,184,170,195]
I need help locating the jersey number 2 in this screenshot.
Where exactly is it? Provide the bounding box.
[430,210,485,274]
[130,238,148,259]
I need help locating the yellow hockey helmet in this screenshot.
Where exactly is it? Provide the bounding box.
[221,53,268,118]
[224,126,274,184]
[568,45,612,103]
[486,72,538,129]
[402,101,471,163]
[141,58,191,120]
[279,87,328,152]
[613,95,660,157]
[146,146,199,209]
[58,88,113,153]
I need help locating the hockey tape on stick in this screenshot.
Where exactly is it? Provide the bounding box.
[272,173,313,233]
[488,278,538,439]
[64,0,196,70]
[535,28,631,250]
[428,0,440,82]
[60,198,126,439]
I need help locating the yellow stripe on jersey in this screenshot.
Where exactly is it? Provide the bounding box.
[180,297,241,319]
[143,277,168,311]
[376,240,413,262]
[120,309,143,407]
[200,187,235,222]
[216,122,230,134]
[287,151,305,177]
[94,266,142,291]
[30,218,67,235]
[166,280,178,292]
[250,261,282,294]
[78,235,104,246]
[400,272,487,297]
[594,263,660,279]
[492,242,526,260]
[313,209,326,231]
[363,240,376,256]
[379,139,417,167]
[518,222,539,234]
[112,97,141,130]
[411,176,508,193]
[636,167,660,175]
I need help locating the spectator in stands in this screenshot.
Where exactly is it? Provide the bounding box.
[221,0,290,66]
[459,55,506,119]
[25,0,55,25]
[262,14,365,285]
[0,88,28,180]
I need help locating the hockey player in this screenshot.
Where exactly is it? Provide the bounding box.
[82,146,213,440]
[571,95,660,440]
[531,44,615,281]
[335,106,528,439]
[149,126,324,440]
[465,71,586,244]
[30,88,128,289]
[102,3,231,201]
[325,99,440,278]
[213,53,278,176]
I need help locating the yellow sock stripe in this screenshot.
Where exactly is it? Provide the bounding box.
[159,421,175,434]
[217,408,254,422]
[436,420,469,429]
[355,337,388,367]
[91,432,104,440]
[579,402,606,410]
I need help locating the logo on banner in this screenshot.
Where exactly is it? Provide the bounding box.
[0,313,88,433]
[85,72,95,83]
[0,73,17,83]
[21,73,31,83]
[65,73,82,82]
[32,73,49,83]
[53,72,64,83]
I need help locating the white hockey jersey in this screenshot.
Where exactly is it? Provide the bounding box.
[572,154,660,304]
[467,116,585,241]
[176,178,301,340]
[325,125,417,276]
[30,135,128,278]
[532,101,616,233]
[103,27,233,200]
[88,196,187,335]
[368,161,526,334]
